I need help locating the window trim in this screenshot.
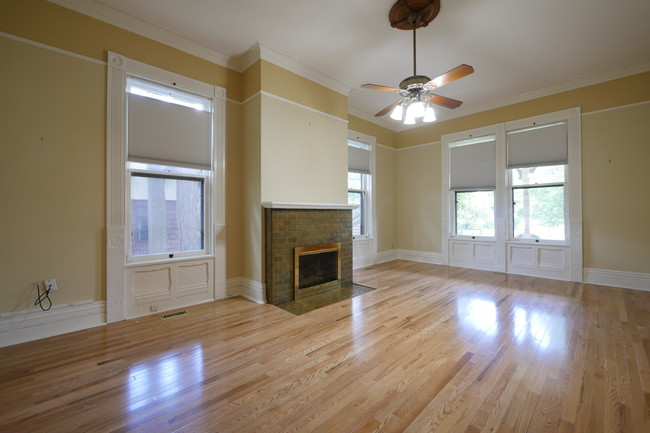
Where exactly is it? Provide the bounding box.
[106,51,227,322]
[348,130,376,242]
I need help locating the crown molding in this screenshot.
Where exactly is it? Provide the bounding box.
[235,42,352,96]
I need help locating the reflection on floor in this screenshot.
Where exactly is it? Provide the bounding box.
[275,283,375,315]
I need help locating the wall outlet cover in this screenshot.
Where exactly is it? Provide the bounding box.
[44,278,59,291]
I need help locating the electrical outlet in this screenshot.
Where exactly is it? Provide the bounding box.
[150,304,159,312]
[44,278,59,291]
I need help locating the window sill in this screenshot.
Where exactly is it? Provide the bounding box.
[126,254,215,267]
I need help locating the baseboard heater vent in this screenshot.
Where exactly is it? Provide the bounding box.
[160,310,188,320]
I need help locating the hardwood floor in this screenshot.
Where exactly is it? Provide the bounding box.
[1,260,649,432]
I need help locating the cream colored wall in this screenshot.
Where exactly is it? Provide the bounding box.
[0,37,105,313]
[374,146,397,252]
[260,95,348,203]
[582,103,650,273]
[225,100,244,279]
[395,144,441,253]
[241,96,263,283]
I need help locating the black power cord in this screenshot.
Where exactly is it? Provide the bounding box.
[34,282,52,311]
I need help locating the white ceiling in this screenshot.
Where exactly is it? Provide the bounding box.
[55,0,650,131]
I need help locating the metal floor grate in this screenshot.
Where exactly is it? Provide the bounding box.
[160,310,188,320]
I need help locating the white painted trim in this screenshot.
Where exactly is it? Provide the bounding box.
[583,268,650,292]
[375,250,399,264]
[106,52,227,322]
[582,99,650,117]
[0,301,105,348]
[396,141,440,151]
[1,31,106,65]
[397,250,445,265]
[353,256,375,270]
[227,277,266,304]
[260,91,349,124]
[262,201,358,210]
[375,142,397,151]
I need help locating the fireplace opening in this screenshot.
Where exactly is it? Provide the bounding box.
[294,243,341,299]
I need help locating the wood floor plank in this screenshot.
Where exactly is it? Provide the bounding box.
[1,260,649,432]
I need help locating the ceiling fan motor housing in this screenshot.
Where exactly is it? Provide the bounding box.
[399,75,432,90]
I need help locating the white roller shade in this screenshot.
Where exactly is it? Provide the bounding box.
[348,145,371,174]
[449,136,496,190]
[127,90,212,169]
[507,121,567,169]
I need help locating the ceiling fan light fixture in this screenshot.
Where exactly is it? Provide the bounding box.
[406,100,426,118]
[423,104,436,122]
[404,113,416,125]
[390,103,404,121]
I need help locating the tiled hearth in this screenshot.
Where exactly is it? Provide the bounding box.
[263,202,356,305]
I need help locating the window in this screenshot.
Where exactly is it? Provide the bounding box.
[511,165,565,241]
[348,172,369,237]
[449,135,496,238]
[348,137,372,239]
[126,77,213,261]
[507,122,568,242]
[455,190,495,237]
[129,164,208,257]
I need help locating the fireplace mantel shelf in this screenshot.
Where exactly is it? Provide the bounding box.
[262,202,358,210]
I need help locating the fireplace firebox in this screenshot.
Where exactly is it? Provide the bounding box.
[294,243,341,299]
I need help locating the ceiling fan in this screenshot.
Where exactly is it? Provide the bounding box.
[362,0,474,124]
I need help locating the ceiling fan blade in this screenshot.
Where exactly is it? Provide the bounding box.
[362,83,401,92]
[425,64,474,90]
[375,100,402,117]
[428,94,463,109]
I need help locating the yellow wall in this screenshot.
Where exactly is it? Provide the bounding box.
[375,146,397,252]
[396,144,442,253]
[241,96,263,284]
[582,103,650,272]
[261,61,348,120]
[0,36,105,311]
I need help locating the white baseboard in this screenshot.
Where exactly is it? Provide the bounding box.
[375,249,398,264]
[353,256,374,270]
[397,249,445,265]
[0,301,106,348]
[227,277,266,304]
[583,268,650,292]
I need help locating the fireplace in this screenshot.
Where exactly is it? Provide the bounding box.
[263,202,355,304]
[294,243,341,299]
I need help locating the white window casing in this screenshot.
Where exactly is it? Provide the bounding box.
[106,52,226,322]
